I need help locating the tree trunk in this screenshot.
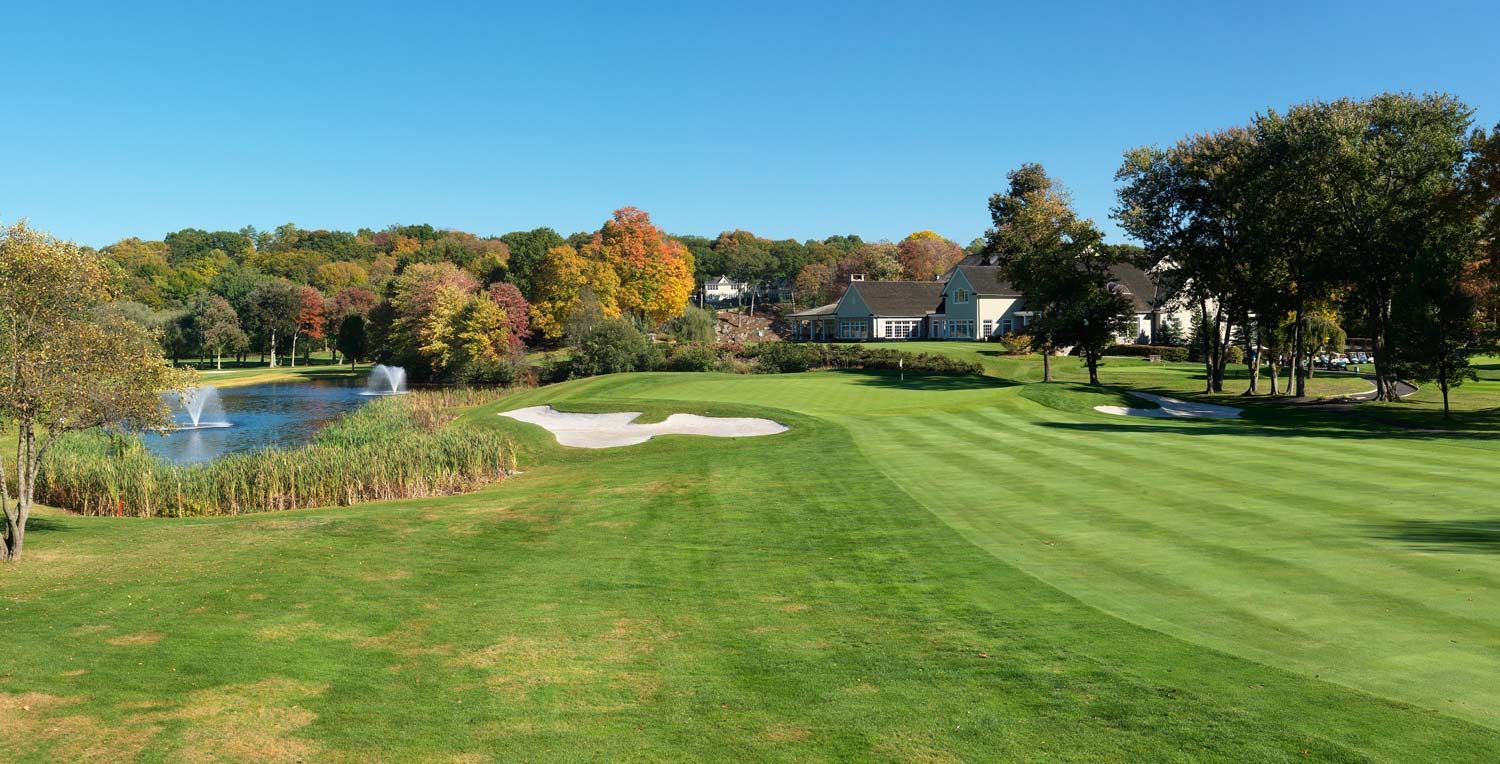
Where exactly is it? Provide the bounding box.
[1244,318,1259,396]
[1292,301,1307,398]
[215,350,222,370]
[290,333,298,368]
[1441,379,1450,417]
[1042,344,1053,383]
[1086,348,1100,385]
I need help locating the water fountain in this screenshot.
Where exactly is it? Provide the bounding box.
[362,364,409,395]
[173,386,232,430]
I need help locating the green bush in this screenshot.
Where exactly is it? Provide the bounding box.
[744,343,982,376]
[1103,344,1189,362]
[662,307,718,344]
[660,343,722,372]
[570,319,655,377]
[754,342,816,373]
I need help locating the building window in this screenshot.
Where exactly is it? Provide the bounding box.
[839,320,867,339]
[1022,314,1032,327]
[982,320,993,336]
[954,289,969,304]
[883,319,920,339]
[1001,318,1013,335]
[946,320,973,338]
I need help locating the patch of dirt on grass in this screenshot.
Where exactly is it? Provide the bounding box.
[358,568,411,582]
[781,603,811,613]
[873,733,964,764]
[357,620,453,658]
[766,723,811,742]
[73,624,111,635]
[257,621,327,641]
[842,682,880,695]
[108,631,164,646]
[247,593,268,601]
[60,669,88,677]
[161,677,328,764]
[0,691,159,762]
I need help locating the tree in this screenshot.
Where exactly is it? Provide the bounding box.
[1302,94,1474,400]
[663,306,717,343]
[499,227,566,299]
[386,262,479,377]
[1116,129,1262,393]
[529,244,620,340]
[291,285,326,366]
[486,282,532,350]
[897,231,964,281]
[193,295,246,369]
[1156,316,1186,346]
[580,208,695,326]
[245,279,300,367]
[336,314,368,369]
[0,221,186,560]
[794,263,835,305]
[570,319,654,377]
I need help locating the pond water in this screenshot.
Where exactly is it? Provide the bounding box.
[144,379,374,465]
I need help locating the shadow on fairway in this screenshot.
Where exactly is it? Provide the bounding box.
[1038,419,1500,442]
[24,516,71,534]
[840,369,1016,392]
[1365,519,1500,554]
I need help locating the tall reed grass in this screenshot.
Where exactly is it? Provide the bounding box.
[38,388,517,517]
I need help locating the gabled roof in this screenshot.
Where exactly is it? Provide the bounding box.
[848,281,947,317]
[786,301,839,318]
[1107,265,1159,312]
[955,266,1021,297]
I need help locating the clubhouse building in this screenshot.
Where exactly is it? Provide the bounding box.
[786,255,1188,344]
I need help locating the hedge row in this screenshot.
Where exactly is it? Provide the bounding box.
[745,343,983,375]
[1102,344,1189,362]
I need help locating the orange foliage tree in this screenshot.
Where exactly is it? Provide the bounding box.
[581,208,694,326]
[897,230,965,281]
[528,245,621,340]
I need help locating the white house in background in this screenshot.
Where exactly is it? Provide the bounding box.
[786,255,1194,343]
[703,275,750,304]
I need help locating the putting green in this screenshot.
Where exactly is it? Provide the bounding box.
[6,361,1499,761]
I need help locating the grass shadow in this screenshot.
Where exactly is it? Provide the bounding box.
[24,515,71,533]
[837,369,1017,391]
[1365,519,1500,553]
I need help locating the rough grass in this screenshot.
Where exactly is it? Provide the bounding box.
[6,359,1500,760]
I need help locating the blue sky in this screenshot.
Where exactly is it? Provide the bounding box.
[3,1,1497,248]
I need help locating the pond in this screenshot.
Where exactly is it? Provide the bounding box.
[145,379,376,464]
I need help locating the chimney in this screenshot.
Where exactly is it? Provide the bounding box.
[849,273,865,282]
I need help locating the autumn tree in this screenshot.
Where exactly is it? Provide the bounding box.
[499,227,566,299]
[486,282,532,350]
[290,285,326,366]
[0,221,186,561]
[529,244,620,340]
[580,208,695,326]
[897,231,964,281]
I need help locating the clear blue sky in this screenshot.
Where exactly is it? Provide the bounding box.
[3,1,1497,249]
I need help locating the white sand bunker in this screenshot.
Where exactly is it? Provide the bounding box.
[500,405,788,448]
[1094,391,1241,420]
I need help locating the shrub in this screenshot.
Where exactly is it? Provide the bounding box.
[660,343,721,372]
[38,389,515,517]
[1103,344,1189,362]
[570,319,654,377]
[662,307,717,344]
[754,342,816,373]
[745,343,982,376]
[1003,334,1034,355]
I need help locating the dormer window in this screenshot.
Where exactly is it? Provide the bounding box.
[954,288,969,304]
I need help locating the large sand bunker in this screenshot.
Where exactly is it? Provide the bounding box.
[500,405,788,448]
[1094,391,1241,420]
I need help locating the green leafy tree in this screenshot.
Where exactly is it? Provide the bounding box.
[336,314,369,369]
[499,227,566,299]
[0,221,186,561]
[193,294,247,369]
[570,319,655,377]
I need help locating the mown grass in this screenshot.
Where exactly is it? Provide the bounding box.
[6,357,1500,760]
[37,389,515,516]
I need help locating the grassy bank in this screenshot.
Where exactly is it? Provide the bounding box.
[37,389,515,517]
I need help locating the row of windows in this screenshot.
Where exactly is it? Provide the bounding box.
[839,320,868,339]
[883,320,921,339]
